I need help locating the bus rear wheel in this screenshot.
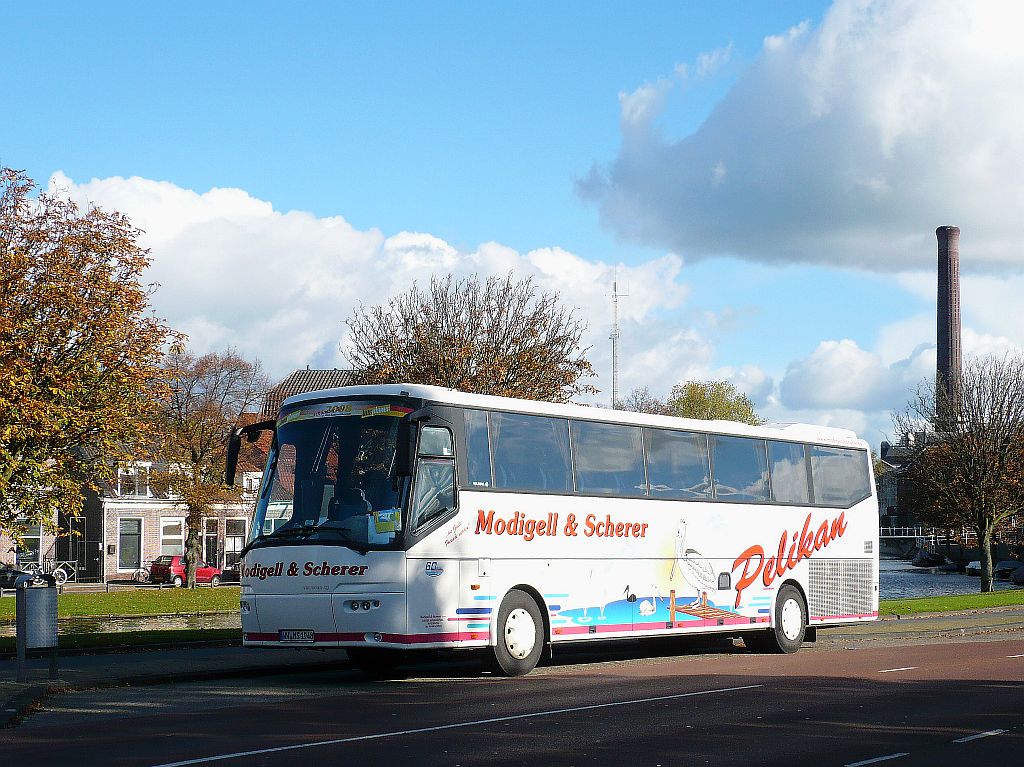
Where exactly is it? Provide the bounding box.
[749,584,806,653]
[489,589,544,676]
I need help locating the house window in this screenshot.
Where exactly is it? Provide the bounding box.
[16,523,42,566]
[224,519,246,571]
[117,464,150,497]
[243,473,262,495]
[118,518,142,570]
[160,518,185,556]
[204,518,219,567]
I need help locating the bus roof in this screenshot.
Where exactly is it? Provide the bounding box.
[281,383,867,449]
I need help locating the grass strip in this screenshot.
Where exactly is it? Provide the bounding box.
[0,586,240,620]
[880,589,1024,615]
[4,583,1022,623]
[0,627,240,654]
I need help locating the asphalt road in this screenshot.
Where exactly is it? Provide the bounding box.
[4,636,1023,767]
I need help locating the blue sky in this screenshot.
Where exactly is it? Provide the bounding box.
[5,1,824,255]
[4,1,1023,444]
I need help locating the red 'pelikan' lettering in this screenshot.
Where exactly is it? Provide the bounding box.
[730,512,847,608]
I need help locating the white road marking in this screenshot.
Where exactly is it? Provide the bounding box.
[147,684,763,767]
[952,729,1007,743]
[844,753,908,766]
[1007,653,1024,658]
[877,667,917,673]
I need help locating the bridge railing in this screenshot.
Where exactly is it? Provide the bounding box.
[878,526,978,545]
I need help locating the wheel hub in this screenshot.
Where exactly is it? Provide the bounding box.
[780,598,802,641]
[503,607,537,659]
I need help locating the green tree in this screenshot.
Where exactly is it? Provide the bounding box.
[620,381,763,425]
[345,273,596,402]
[0,167,177,541]
[148,348,268,587]
[894,353,1024,592]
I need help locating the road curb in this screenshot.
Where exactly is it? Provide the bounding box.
[2,683,50,729]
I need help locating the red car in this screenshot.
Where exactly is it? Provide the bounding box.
[149,555,222,587]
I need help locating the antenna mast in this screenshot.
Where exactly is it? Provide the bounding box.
[610,271,629,406]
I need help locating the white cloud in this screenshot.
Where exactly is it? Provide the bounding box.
[695,43,734,78]
[49,173,697,391]
[773,324,1023,443]
[780,339,903,411]
[717,364,774,406]
[584,0,1024,271]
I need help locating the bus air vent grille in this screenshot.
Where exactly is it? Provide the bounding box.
[807,559,874,618]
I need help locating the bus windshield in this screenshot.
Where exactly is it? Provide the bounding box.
[249,400,412,553]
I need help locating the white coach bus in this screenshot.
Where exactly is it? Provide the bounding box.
[227,384,878,676]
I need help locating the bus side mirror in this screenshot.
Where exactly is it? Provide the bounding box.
[226,430,242,486]
[225,420,276,486]
[394,420,417,479]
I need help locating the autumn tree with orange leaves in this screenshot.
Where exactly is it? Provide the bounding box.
[0,167,178,543]
[345,273,596,403]
[894,353,1024,592]
[148,349,268,588]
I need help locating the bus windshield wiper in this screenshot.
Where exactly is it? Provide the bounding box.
[239,527,309,557]
[314,527,372,555]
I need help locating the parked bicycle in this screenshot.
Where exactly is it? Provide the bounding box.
[132,564,151,584]
[30,559,78,586]
[16,561,50,586]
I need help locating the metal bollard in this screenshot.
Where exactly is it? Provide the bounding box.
[15,573,58,683]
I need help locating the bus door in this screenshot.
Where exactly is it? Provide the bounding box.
[404,412,463,643]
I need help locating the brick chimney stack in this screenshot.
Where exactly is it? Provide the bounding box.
[936,226,962,418]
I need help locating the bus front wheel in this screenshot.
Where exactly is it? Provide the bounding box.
[490,590,544,676]
[750,584,806,653]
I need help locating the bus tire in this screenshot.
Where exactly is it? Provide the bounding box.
[490,589,544,676]
[755,584,806,654]
[347,647,402,677]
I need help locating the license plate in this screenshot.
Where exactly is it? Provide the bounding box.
[279,629,315,643]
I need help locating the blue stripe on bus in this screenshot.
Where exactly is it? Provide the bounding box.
[456,607,493,615]
[544,594,570,598]
[473,595,497,601]
[757,609,771,614]
[466,623,489,629]
[547,605,561,612]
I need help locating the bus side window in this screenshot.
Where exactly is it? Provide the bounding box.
[768,441,810,504]
[420,426,454,457]
[711,436,770,501]
[809,446,871,506]
[411,459,455,530]
[411,426,456,531]
[490,412,572,493]
[645,429,712,499]
[464,410,492,488]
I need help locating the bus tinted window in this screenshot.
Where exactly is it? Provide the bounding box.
[712,436,769,501]
[464,410,492,488]
[490,412,573,492]
[420,425,453,456]
[810,446,871,506]
[768,441,810,504]
[644,429,712,499]
[572,421,645,496]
